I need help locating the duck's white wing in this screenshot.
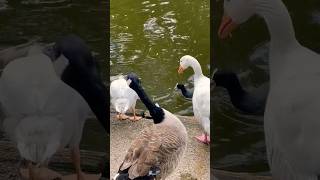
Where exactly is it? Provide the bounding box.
[193,77,210,116]
[44,80,91,147]
[126,87,139,108]
[110,78,127,99]
[193,77,210,134]
[12,81,91,163]
[0,54,59,118]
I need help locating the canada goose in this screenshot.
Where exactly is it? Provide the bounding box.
[113,73,187,179]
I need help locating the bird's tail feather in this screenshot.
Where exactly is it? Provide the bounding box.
[115,98,130,114]
[13,116,62,163]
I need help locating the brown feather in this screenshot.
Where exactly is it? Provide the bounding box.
[119,122,187,179]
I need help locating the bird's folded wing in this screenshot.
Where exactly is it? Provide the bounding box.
[119,126,182,179]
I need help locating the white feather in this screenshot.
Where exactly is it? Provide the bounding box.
[179,55,210,135]
[224,0,320,178]
[110,75,139,114]
[0,52,91,164]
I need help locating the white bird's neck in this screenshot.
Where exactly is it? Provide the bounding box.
[254,0,296,46]
[254,0,299,81]
[189,59,203,79]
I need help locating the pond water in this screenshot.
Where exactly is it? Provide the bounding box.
[110,0,210,116]
[213,0,320,174]
[0,0,107,155]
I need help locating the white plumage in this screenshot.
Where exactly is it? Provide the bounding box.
[219,0,320,179]
[0,53,90,166]
[193,77,210,135]
[110,75,139,120]
[178,55,210,144]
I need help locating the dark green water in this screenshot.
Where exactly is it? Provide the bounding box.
[213,0,320,173]
[110,0,210,116]
[0,0,107,153]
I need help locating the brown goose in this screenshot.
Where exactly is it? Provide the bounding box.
[113,73,188,180]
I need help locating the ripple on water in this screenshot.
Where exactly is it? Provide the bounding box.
[159,1,169,6]
[111,32,134,64]
[142,1,149,5]
[145,3,156,8]
[0,0,7,11]
[162,11,177,25]
[143,17,165,40]
[142,10,189,44]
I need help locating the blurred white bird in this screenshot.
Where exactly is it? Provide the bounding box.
[110,75,141,121]
[0,52,91,180]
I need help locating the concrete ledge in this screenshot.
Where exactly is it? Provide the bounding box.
[110,109,210,180]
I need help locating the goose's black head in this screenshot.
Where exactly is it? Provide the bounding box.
[53,34,93,64]
[176,84,186,91]
[126,72,141,89]
[126,72,164,124]
[175,83,193,99]
[50,34,108,131]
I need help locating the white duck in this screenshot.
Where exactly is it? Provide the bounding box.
[110,75,141,121]
[0,53,91,180]
[219,0,320,179]
[0,35,109,131]
[178,55,210,144]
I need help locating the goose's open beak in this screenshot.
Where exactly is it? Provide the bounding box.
[178,66,185,74]
[218,14,238,39]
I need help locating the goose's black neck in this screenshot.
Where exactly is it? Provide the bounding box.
[130,83,164,124]
[214,72,246,103]
[226,81,246,103]
[180,86,187,95]
[55,35,108,131]
[179,86,193,99]
[61,64,108,131]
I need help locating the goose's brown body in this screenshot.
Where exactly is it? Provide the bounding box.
[119,110,187,179]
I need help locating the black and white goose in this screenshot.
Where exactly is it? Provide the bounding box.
[113,73,187,180]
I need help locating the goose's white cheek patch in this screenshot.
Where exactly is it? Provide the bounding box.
[53,54,69,77]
